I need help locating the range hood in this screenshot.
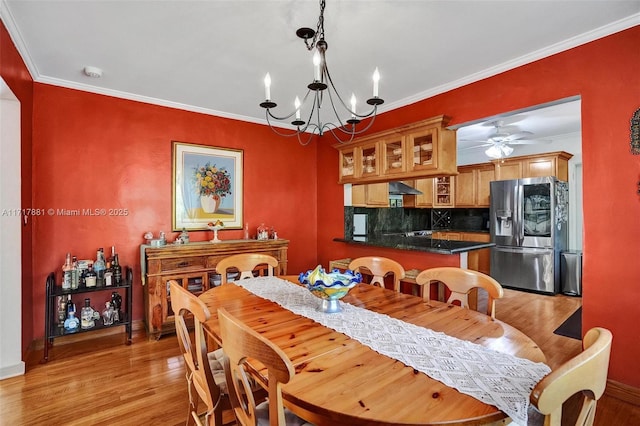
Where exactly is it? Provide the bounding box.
[388,181,422,195]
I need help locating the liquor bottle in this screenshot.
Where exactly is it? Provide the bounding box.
[102,302,115,326]
[112,253,122,285]
[81,298,95,329]
[66,294,76,318]
[63,311,79,332]
[85,263,97,288]
[62,253,72,290]
[104,261,114,287]
[111,291,122,323]
[79,265,87,288]
[71,256,80,290]
[57,296,67,328]
[94,248,106,287]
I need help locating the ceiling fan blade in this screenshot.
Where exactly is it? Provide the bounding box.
[502,131,534,142]
[508,139,552,145]
[459,143,492,151]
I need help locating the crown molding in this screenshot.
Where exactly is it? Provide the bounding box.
[2,0,638,126]
[382,13,640,113]
[0,0,40,79]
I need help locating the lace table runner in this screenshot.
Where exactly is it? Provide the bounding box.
[235,277,549,425]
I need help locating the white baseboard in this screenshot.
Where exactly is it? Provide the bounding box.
[0,361,25,380]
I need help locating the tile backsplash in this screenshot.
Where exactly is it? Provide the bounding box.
[344,207,489,238]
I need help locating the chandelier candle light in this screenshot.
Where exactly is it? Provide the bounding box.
[260,0,384,145]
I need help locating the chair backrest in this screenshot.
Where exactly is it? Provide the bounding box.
[415,267,504,318]
[216,254,279,284]
[530,327,613,426]
[348,256,405,292]
[218,307,295,426]
[169,281,223,418]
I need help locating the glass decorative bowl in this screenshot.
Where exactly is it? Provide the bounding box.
[299,265,362,313]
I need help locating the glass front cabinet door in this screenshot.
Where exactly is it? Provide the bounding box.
[357,142,380,179]
[381,135,406,175]
[406,127,438,172]
[339,148,355,181]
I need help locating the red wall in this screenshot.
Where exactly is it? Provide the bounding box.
[318,26,640,387]
[1,20,35,355]
[31,85,319,338]
[5,17,640,388]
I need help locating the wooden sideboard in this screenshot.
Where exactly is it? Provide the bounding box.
[142,239,289,338]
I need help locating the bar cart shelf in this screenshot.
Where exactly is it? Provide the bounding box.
[42,266,133,363]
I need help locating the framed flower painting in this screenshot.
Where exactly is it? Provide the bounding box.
[172,142,243,231]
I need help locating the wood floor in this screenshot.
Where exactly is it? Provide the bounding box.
[1,289,639,425]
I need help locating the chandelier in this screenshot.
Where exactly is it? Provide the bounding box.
[485,143,514,159]
[259,0,384,145]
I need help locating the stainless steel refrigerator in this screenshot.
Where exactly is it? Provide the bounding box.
[490,176,569,294]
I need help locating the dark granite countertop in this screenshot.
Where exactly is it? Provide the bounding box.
[431,228,490,234]
[333,234,495,255]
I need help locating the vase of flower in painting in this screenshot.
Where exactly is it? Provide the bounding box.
[200,194,220,213]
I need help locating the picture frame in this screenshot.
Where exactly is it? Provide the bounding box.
[172,141,243,231]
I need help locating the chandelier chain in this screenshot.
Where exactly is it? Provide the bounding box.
[303,0,326,51]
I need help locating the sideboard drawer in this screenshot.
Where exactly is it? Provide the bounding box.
[161,256,207,271]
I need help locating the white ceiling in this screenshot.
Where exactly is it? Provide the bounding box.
[1,0,639,152]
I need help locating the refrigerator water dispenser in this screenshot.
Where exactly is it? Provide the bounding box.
[495,209,513,236]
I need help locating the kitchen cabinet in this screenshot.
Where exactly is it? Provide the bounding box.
[142,240,289,338]
[430,232,490,275]
[339,148,355,180]
[455,164,495,207]
[434,176,454,207]
[403,178,434,208]
[431,231,462,240]
[403,176,453,208]
[460,232,491,275]
[493,151,572,181]
[336,115,457,184]
[352,183,389,207]
[381,134,407,175]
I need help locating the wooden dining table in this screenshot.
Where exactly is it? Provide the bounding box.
[200,275,546,426]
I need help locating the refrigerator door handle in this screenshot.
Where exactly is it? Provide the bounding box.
[515,183,524,247]
[495,246,553,254]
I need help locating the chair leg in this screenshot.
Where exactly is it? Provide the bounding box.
[186,373,199,426]
[212,408,222,426]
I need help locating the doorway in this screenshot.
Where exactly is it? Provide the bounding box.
[0,77,24,379]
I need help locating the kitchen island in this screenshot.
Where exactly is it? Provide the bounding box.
[333,234,494,269]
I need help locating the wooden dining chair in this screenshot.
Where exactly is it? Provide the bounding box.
[169,280,231,426]
[218,308,312,426]
[530,327,613,426]
[216,254,279,285]
[348,256,405,292]
[415,267,504,319]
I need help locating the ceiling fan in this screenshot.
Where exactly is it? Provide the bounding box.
[461,120,551,159]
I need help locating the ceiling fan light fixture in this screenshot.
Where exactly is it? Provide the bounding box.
[485,144,514,159]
